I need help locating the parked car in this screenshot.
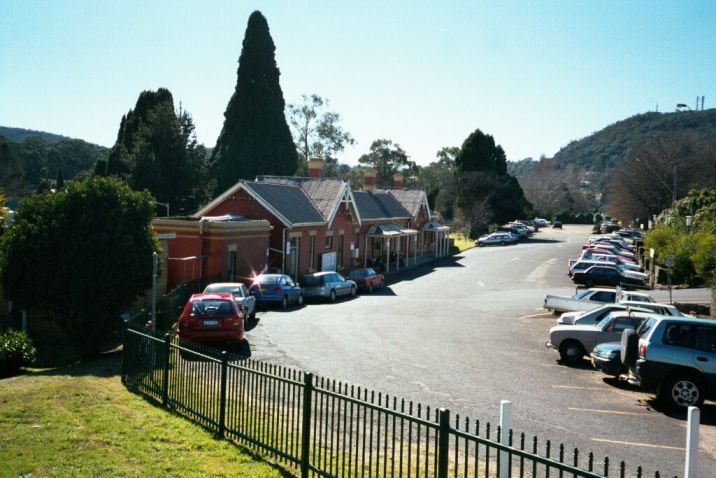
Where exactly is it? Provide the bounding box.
[569,261,648,283]
[544,287,652,314]
[176,292,244,344]
[559,300,681,326]
[249,274,304,309]
[347,268,385,293]
[546,310,652,364]
[571,265,647,290]
[506,222,534,237]
[552,220,563,229]
[623,315,716,409]
[301,271,357,302]
[590,341,625,376]
[475,232,519,247]
[533,218,550,227]
[203,282,256,319]
[495,225,525,238]
[578,252,641,270]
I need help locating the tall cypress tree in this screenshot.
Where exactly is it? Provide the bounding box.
[211,11,298,192]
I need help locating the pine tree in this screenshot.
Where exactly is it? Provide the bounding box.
[211,11,298,192]
[106,88,210,212]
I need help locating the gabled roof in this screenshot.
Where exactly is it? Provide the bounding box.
[379,188,431,219]
[257,175,360,226]
[242,182,325,226]
[193,180,324,227]
[352,191,411,221]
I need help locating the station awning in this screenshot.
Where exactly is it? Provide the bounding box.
[366,224,419,237]
[423,221,450,231]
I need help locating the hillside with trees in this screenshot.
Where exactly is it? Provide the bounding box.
[509,109,716,219]
[0,131,107,206]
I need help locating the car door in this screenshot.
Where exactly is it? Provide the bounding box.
[692,324,716,393]
[334,274,348,296]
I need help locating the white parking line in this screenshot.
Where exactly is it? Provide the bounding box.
[518,312,552,319]
[568,407,653,416]
[511,257,520,261]
[477,282,485,287]
[591,438,685,451]
[553,385,605,390]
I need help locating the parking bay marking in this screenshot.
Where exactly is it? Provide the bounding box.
[568,406,653,416]
[591,437,685,451]
[554,385,606,391]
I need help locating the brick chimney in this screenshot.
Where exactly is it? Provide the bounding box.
[308,157,323,178]
[363,169,377,192]
[393,173,403,188]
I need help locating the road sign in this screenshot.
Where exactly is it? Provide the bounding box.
[666,254,675,267]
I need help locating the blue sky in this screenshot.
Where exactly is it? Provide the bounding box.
[1,1,715,166]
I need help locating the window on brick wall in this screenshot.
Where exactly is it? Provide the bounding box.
[325,235,333,249]
[309,235,316,272]
[337,234,344,268]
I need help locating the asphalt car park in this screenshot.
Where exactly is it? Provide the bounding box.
[242,225,713,478]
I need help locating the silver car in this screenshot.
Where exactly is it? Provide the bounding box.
[301,271,357,302]
[203,282,256,319]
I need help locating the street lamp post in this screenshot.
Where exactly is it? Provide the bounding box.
[152,201,170,217]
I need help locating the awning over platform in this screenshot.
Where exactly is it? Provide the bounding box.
[423,221,450,231]
[366,223,419,237]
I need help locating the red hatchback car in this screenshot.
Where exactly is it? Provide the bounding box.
[177,293,244,344]
[347,268,385,293]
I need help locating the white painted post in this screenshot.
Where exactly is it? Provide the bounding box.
[685,406,700,478]
[499,400,512,478]
[21,310,28,332]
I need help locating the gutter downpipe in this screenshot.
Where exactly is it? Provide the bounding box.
[282,227,286,275]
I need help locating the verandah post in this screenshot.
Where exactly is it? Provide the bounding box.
[301,372,314,478]
[437,408,450,478]
[161,333,171,406]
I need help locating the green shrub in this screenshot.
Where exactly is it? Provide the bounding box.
[0,329,37,377]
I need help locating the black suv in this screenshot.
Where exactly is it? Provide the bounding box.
[621,315,716,409]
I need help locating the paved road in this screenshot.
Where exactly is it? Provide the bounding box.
[246,225,714,478]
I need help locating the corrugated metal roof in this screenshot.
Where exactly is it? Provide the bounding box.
[367,223,419,236]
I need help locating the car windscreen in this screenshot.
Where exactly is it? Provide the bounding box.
[349,270,367,278]
[205,285,244,297]
[255,276,279,285]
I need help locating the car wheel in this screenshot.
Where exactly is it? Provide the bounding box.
[368,282,374,293]
[379,279,385,289]
[330,289,336,302]
[659,373,705,409]
[350,286,356,297]
[584,279,594,289]
[296,294,304,306]
[281,295,288,309]
[499,241,505,246]
[478,242,484,247]
[558,341,584,364]
[620,329,638,370]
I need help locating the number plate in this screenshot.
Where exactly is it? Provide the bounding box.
[260,288,268,293]
[203,319,219,327]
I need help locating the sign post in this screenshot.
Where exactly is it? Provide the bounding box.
[666,254,675,304]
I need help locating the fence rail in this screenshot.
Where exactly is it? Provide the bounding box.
[122,328,671,478]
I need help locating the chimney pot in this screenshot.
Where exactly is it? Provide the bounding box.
[393,173,404,188]
[363,169,377,192]
[308,157,323,178]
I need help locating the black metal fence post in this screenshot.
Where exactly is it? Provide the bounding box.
[218,351,228,438]
[301,372,314,478]
[437,408,450,478]
[161,333,171,406]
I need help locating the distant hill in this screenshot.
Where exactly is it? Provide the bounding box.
[0,127,108,206]
[0,126,75,144]
[509,109,716,193]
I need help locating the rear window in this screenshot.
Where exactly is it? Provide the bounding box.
[694,325,716,353]
[303,275,324,286]
[350,270,367,278]
[256,276,279,285]
[191,300,233,315]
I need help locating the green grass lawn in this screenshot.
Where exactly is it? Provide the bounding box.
[0,353,292,477]
[450,232,474,252]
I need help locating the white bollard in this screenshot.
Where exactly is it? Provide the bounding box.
[499,400,512,478]
[685,406,700,478]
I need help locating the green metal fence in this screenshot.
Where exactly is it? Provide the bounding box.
[122,328,672,478]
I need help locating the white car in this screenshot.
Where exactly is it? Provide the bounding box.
[547,310,653,363]
[203,282,257,319]
[558,301,681,325]
[475,232,519,247]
